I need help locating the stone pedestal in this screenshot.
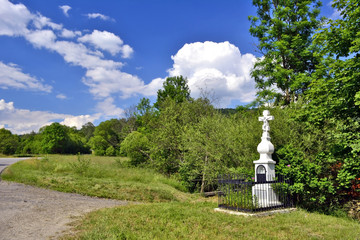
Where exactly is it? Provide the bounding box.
[252,183,281,207]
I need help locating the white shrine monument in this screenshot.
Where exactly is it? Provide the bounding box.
[252,110,281,207]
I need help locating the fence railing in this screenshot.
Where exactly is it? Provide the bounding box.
[218,174,293,212]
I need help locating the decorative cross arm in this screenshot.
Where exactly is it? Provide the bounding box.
[258,110,274,132]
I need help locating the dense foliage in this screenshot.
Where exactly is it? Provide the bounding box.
[249,0,323,105]
[250,0,360,211]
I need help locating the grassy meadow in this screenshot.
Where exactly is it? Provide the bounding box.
[1,155,190,202]
[2,156,360,239]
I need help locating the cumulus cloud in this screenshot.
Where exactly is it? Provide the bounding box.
[33,13,62,30]
[25,29,57,48]
[78,30,133,57]
[0,99,14,111]
[60,114,101,129]
[24,31,123,70]
[167,41,257,106]
[82,67,144,98]
[0,99,100,134]
[59,5,71,17]
[140,77,164,96]
[120,44,134,58]
[0,0,142,133]
[0,0,32,36]
[60,29,81,38]
[0,61,52,92]
[0,0,141,103]
[95,97,124,117]
[86,13,114,21]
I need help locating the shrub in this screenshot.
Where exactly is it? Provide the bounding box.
[105,146,116,156]
[69,154,91,175]
[120,131,150,166]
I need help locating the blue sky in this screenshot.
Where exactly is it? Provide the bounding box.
[0,0,336,134]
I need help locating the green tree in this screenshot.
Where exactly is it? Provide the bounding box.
[135,98,157,133]
[155,76,192,109]
[80,122,95,141]
[182,114,237,193]
[89,135,108,156]
[40,123,70,154]
[19,131,42,154]
[67,127,91,154]
[298,0,360,203]
[249,0,323,105]
[308,0,360,122]
[120,131,150,166]
[89,119,125,156]
[39,123,89,154]
[0,128,19,155]
[149,98,214,174]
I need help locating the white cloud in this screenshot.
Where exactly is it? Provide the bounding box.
[327,1,342,20]
[24,31,123,70]
[0,0,32,36]
[330,10,341,20]
[95,97,124,117]
[86,13,114,21]
[60,29,81,38]
[140,77,164,96]
[0,99,100,134]
[32,13,62,30]
[60,114,100,129]
[0,99,68,134]
[25,29,57,48]
[56,94,67,99]
[51,41,123,69]
[120,44,134,58]
[0,0,141,102]
[168,41,257,106]
[82,67,144,98]
[59,5,71,17]
[0,61,52,92]
[0,99,14,111]
[78,30,133,57]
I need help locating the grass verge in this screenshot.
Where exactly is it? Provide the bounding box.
[1,155,191,202]
[62,201,360,240]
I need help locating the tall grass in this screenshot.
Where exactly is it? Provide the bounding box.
[2,155,190,202]
[62,202,360,240]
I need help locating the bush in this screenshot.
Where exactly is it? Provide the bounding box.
[120,131,150,166]
[69,154,91,175]
[105,146,116,156]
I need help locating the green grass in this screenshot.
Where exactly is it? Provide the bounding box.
[1,155,191,202]
[3,155,360,239]
[62,202,360,240]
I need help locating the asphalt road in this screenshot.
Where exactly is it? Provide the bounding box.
[0,158,30,175]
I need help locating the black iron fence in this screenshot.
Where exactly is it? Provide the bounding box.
[218,174,293,212]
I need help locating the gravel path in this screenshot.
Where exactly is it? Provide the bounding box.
[0,158,130,240]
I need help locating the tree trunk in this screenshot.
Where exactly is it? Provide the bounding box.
[139,149,154,163]
[200,155,208,194]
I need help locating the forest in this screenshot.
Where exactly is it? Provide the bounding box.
[0,0,359,212]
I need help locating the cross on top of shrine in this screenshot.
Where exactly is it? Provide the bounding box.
[259,110,274,132]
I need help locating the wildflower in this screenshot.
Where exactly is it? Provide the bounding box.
[287,164,291,167]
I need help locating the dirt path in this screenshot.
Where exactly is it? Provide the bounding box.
[0,160,130,240]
